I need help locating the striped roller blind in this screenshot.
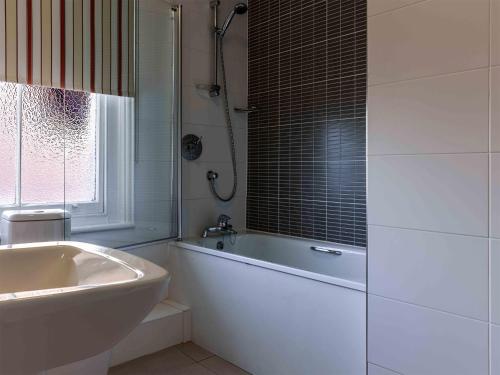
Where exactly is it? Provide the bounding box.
[0,0,135,96]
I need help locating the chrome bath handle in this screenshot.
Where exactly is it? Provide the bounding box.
[310,246,342,256]
[234,106,258,113]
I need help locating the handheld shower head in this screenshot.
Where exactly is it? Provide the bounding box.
[218,3,247,37]
[234,3,248,14]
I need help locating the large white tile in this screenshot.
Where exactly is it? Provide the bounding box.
[179,202,210,239]
[182,196,246,238]
[368,69,489,155]
[493,0,500,66]
[135,160,175,201]
[138,0,171,14]
[183,161,246,200]
[492,324,500,375]
[491,68,500,151]
[491,240,500,324]
[183,47,212,87]
[183,85,226,126]
[368,295,489,375]
[368,225,488,320]
[368,154,488,236]
[184,8,212,53]
[491,154,500,238]
[135,199,176,224]
[368,0,489,85]
[182,123,247,163]
[137,121,174,162]
[368,0,425,17]
[368,363,401,375]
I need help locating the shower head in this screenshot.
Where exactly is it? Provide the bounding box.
[218,3,248,38]
[234,3,248,14]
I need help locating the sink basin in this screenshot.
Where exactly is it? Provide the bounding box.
[0,241,168,374]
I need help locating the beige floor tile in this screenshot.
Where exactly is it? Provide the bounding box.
[109,347,195,375]
[199,356,250,375]
[166,363,216,375]
[176,342,214,362]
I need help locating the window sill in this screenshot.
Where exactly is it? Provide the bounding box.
[71,223,135,234]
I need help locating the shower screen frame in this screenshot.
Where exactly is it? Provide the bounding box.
[134,3,183,245]
[69,2,183,248]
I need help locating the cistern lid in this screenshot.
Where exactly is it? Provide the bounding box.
[2,209,71,222]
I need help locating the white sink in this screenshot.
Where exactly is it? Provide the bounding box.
[0,241,169,374]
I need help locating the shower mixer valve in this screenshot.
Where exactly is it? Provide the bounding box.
[207,170,219,181]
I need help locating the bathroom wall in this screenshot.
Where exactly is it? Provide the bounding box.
[367,0,496,374]
[246,0,367,246]
[179,0,248,239]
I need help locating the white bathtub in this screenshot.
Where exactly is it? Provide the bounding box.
[167,232,366,375]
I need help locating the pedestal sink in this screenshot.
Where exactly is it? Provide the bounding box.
[0,241,169,374]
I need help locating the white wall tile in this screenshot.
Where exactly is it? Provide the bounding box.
[368,69,489,155]
[182,198,215,239]
[138,0,172,14]
[492,324,500,375]
[491,240,500,324]
[368,0,489,85]
[182,196,246,238]
[491,154,500,238]
[182,123,247,163]
[135,161,175,199]
[368,0,494,372]
[183,47,212,87]
[368,0,425,17]
[137,122,174,162]
[368,154,489,236]
[184,8,212,53]
[135,200,176,224]
[368,295,489,375]
[368,225,488,320]
[493,0,500,66]
[126,241,171,270]
[183,161,246,200]
[182,84,225,126]
[491,68,500,151]
[368,363,401,375]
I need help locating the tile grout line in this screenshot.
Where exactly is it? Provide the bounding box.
[367,0,434,19]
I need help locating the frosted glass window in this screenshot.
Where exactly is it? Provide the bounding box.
[0,83,17,205]
[63,91,97,203]
[0,83,98,207]
[21,86,97,204]
[21,86,66,203]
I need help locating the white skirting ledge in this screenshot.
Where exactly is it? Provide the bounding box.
[110,299,191,367]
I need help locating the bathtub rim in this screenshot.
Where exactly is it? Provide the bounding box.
[173,233,366,292]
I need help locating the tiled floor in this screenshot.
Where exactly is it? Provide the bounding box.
[109,342,251,375]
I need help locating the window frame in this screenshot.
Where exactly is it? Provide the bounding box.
[71,94,135,232]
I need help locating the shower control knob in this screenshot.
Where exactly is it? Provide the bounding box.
[182,134,203,161]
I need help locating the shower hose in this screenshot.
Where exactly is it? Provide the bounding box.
[208,37,238,202]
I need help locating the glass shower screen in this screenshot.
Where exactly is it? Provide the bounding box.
[66,2,180,248]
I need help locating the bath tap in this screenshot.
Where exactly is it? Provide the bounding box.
[201,214,238,238]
